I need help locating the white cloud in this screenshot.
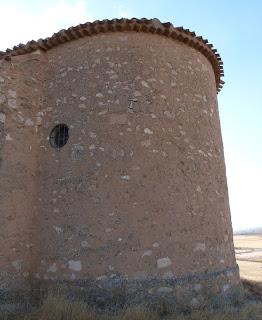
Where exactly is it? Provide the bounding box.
[0,0,94,51]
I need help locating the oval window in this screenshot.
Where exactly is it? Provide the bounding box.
[49,124,69,149]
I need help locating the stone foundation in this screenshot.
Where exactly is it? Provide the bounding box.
[0,265,243,313]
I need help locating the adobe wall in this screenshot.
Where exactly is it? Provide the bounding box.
[0,51,46,293]
[0,31,242,307]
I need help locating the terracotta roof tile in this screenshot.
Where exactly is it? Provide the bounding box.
[0,18,224,92]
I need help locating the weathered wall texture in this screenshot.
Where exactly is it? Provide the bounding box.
[0,30,241,306]
[0,51,46,291]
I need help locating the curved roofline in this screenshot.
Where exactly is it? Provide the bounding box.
[0,18,224,92]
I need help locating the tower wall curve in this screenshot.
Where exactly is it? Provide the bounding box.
[0,28,242,308]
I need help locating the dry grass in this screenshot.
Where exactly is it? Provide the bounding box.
[116,306,160,320]
[242,279,262,302]
[21,300,262,320]
[109,305,262,320]
[1,282,261,320]
[25,294,97,320]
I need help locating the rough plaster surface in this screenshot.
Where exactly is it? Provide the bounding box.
[0,32,242,305]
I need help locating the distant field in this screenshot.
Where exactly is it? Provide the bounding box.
[234,234,262,282]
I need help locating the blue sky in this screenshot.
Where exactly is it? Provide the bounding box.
[0,0,261,231]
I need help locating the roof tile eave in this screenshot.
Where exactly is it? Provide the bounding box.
[0,18,224,92]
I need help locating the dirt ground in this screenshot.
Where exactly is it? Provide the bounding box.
[234,234,262,282]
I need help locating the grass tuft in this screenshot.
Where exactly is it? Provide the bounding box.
[117,305,160,320]
[25,294,96,320]
[1,280,262,320]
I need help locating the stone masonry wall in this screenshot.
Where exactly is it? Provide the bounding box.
[0,31,241,306]
[0,50,46,291]
[36,32,239,290]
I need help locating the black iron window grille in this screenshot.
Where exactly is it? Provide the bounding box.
[49,124,69,149]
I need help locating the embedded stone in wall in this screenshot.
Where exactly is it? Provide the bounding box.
[157,257,172,269]
[8,98,16,109]
[0,113,5,123]
[68,260,82,272]
[0,95,6,105]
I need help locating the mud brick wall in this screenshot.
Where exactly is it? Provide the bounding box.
[0,23,242,307]
[0,50,46,290]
